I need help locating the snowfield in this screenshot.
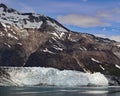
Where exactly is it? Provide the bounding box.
[0,67,108,86]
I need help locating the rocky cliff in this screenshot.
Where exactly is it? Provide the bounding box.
[0,3,120,85]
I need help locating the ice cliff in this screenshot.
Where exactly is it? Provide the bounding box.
[0,67,108,86]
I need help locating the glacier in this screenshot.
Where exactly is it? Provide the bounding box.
[0,67,108,86]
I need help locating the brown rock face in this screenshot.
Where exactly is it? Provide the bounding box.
[0,3,120,78]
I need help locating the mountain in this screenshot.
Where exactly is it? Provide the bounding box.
[0,3,120,85]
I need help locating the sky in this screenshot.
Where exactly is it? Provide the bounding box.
[0,0,120,42]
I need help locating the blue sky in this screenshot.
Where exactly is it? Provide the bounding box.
[0,0,120,42]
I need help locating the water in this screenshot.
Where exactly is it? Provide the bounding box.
[0,86,120,96]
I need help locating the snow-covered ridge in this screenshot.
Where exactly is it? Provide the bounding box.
[0,4,68,32]
[0,67,108,86]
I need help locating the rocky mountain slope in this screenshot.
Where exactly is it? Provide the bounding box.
[0,3,120,85]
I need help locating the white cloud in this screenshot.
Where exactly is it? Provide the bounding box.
[95,34,106,38]
[57,14,109,28]
[96,11,111,18]
[95,34,120,42]
[109,36,120,42]
[96,7,120,23]
[113,7,120,14]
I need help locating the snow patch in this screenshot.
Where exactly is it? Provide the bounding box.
[0,10,42,29]
[1,67,108,86]
[91,58,100,63]
[7,33,18,40]
[43,48,55,54]
[99,65,105,70]
[115,65,120,69]
[47,20,68,32]
[12,31,16,34]
[70,39,78,42]
[80,47,87,51]
[0,32,5,36]
[50,31,65,39]
[83,47,87,51]
[4,43,11,48]
[50,32,60,39]
[24,21,43,29]
[53,45,63,51]
[1,22,7,27]
[17,43,22,45]
[51,37,57,41]
[60,32,65,38]
[68,34,78,42]
[0,7,4,12]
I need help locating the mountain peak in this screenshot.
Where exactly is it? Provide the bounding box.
[0,3,7,8]
[0,3,69,32]
[0,3,19,14]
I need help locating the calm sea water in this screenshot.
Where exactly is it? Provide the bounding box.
[0,86,120,96]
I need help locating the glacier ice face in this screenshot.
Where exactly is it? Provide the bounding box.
[0,67,108,86]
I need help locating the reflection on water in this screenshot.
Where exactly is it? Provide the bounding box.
[0,86,120,96]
